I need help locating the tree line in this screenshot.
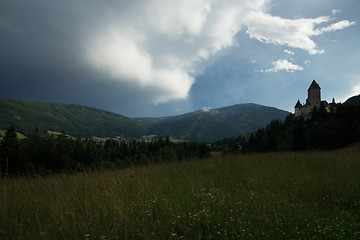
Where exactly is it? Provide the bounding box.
[0,127,210,176]
[214,103,360,154]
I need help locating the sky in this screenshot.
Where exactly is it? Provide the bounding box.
[1,0,359,117]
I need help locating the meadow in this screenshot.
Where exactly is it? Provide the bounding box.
[1,145,360,239]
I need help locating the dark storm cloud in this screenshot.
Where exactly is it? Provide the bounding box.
[0,1,87,90]
[0,0,143,113]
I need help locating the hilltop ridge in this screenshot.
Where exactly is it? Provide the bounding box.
[0,98,146,139]
[344,94,360,105]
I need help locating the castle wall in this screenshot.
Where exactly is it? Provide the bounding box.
[301,105,312,119]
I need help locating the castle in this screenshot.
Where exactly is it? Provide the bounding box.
[294,80,336,119]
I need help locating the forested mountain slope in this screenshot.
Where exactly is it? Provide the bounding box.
[1,98,289,142]
[344,94,360,105]
[0,98,146,138]
[142,104,289,143]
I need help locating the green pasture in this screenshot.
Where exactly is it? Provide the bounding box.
[1,145,359,239]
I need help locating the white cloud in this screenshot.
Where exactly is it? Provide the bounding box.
[246,12,355,55]
[86,30,194,103]
[284,49,294,55]
[202,107,212,112]
[262,59,304,72]
[142,0,212,37]
[331,9,341,15]
[315,20,356,34]
[350,83,360,97]
[336,75,360,103]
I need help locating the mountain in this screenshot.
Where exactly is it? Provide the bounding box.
[344,94,360,106]
[139,104,289,143]
[0,98,289,142]
[0,98,146,138]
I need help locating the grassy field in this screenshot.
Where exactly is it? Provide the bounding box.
[1,145,360,239]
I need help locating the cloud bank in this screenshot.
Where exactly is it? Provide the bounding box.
[86,1,355,103]
[85,0,264,104]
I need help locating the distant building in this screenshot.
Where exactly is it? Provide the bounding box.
[294,80,337,119]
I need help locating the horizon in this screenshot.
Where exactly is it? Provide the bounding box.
[1,97,293,119]
[1,0,359,117]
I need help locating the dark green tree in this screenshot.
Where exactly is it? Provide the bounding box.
[25,127,41,170]
[0,126,21,174]
[293,118,306,151]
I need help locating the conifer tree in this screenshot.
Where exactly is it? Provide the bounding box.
[0,126,20,174]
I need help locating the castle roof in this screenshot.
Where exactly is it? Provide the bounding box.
[308,80,320,91]
[295,100,302,108]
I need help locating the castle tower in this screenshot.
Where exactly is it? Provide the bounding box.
[294,80,323,119]
[294,100,302,118]
[307,80,321,109]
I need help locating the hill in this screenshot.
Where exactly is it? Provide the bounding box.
[344,94,360,105]
[0,98,289,142]
[0,98,146,138]
[140,104,289,143]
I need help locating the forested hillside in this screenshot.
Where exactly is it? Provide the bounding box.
[142,104,289,143]
[344,94,360,105]
[0,98,146,138]
[0,98,288,142]
[214,103,360,153]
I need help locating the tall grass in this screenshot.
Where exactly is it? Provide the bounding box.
[1,145,360,239]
